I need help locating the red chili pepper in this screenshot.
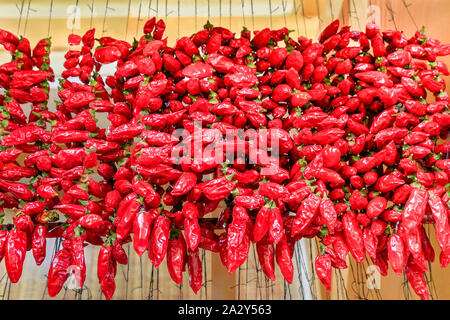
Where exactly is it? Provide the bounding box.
[32,225,46,266]
[292,194,321,236]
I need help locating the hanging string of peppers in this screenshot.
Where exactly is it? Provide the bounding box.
[0,17,448,300]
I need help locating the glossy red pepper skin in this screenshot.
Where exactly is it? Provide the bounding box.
[226,206,251,273]
[275,235,294,284]
[292,194,321,236]
[133,210,156,257]
[116,197,141,242]
[256,237,276,281]
[32,225,46,266]
[47,249,72,297]
[149,215,171,268]
[187,248,203,294]
[315,254,332,292]
[405,257,430,300]
[97,244,113,283]
[166,232,186,284]
[171,172,197,196]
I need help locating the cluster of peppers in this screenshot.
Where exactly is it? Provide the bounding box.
[0,17,448,300]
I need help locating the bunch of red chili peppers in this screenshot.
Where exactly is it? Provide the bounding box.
[0,17,448,300]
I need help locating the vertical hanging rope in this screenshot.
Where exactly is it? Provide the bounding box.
[177,0,180,39]
[237,265,241,299]
[148,264,155,299]
[241,0,246,28]
[208,0,211,22]
[47,0,54,36]
[340,0,346,26]
[229,0,232,30]
[195,0,198,30]
[139,257,144,299]
[89,0,95,29]
[147,0,152,19]
[301,0,308,38]
[165,0,168,22]
[156,267,160,299]
[125,244,130,299]
[16,0,26,35]
[282,0,288,29]
[329,0,334,21]
[102,0,109,35]
[351,0,362,30]
[250,0,255,30]
[202,249,208,299]
[71,0,80,35]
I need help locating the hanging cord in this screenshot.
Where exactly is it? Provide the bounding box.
[88,0,95,29]
[300,0,308,38]
[281,0,288,30]
[102,0,110,35]
[16,0,26,35]
[47,0,54,36]
[135,0,144,39]
[125,0,132,41]
[401,0,419,30]
[385,0,398,30]
[23,0,34,36]
[219,0,222,26]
